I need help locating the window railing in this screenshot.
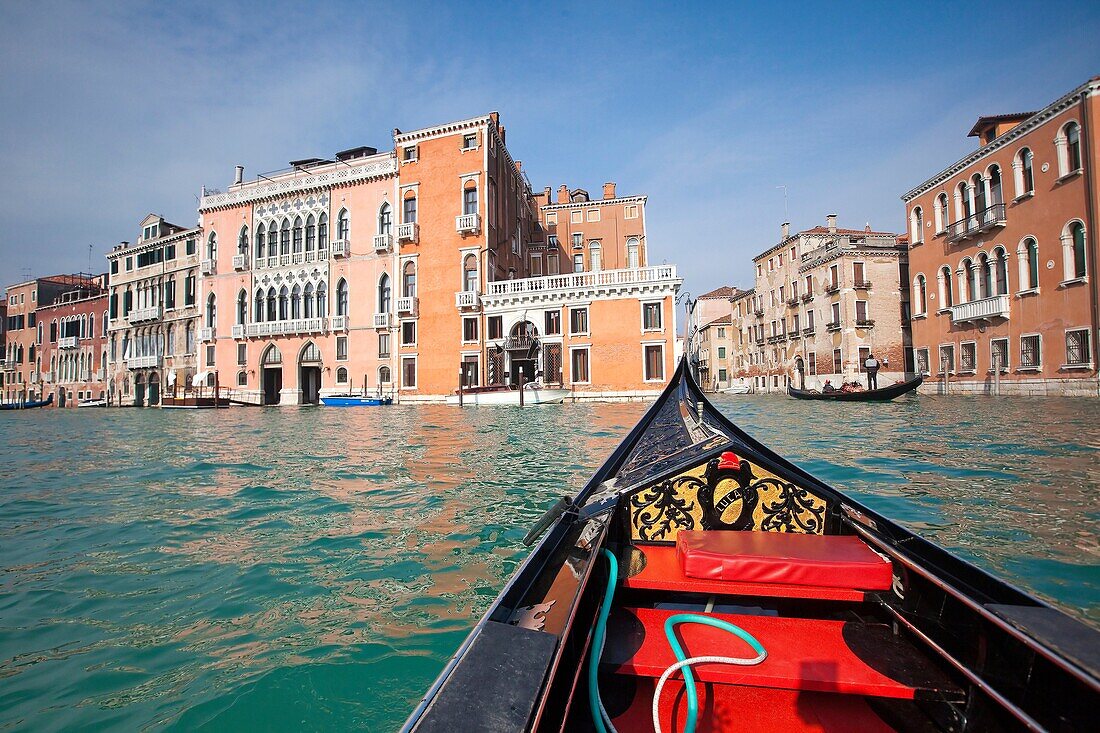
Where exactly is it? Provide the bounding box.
[483,265,678,299]
[127,355,161,369]
[397,222,418,243]
[331,240,350,258]
[456,213,481,233]
[244,318,327,337]
[233,254,247,270]
[129,305,162,323]
[949,294,1010,323]
[59,336,79,349]
[330,315,349,331]
[753,308,764,317]
[455,290,480,308]
[374,233,393,252]
[201,259,215,275]
[200,327,215,342]
[254,249,330,270]
[373,312,392,329]
[826,321,841,332]
[802,326,816,335]
[786,297,799,307]
[946,202,1007,242]
[397,296,418,315]
[856,319,875,328]
[824,283,840,294]
[231,324,245,339]
[801,293,814,303]
[853,280,872,289]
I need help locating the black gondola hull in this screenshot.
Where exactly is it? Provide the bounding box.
[788,375,923,401]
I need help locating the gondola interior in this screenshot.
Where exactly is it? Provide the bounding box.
[405,359,1098,733]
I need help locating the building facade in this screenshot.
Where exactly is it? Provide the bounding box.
[687,285,741,388]
[902,78,1099,396]
[697,314,734,391]
[36,277,109,406]
[106,216,203,406]
[198,113,679,403]
[733,217,911,392]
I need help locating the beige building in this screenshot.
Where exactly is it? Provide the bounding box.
[688,285,741,387]
[697,314,736,391]
[106,215,203,406]
[734,216,912,392]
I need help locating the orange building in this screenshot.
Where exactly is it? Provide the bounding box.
[36,277,109,406]
[198,113,680,403]
[902,78,1099,395]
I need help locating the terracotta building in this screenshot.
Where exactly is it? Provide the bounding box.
[902,78,1099,396]
[198,113,679,404]
[106,216,203,406]
[732,217,911,393]
[687,285,742,388]
[36,276,109,406]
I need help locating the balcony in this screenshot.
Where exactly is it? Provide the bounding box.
[950,294,1010,324]
[754,338,764,346]
[946,203,1007,243]
[456,213,481,234]
[233,254,247,270]
[803,326,816,336]
[254,249,330,269]
[127,355,161,369]
[129,305,162,323]
[455,290,481,308]
[801,293,814,303]
[482,265,681,305]
[826,321,841,332]
[231,324,245,339]
[200,327,215,341]
[331,240,350,258]
[330,315,349,331]
[824,283,840,295]
[753,308,765,317]
[854,280,872,290]
[374,233,393,253]
[856,319,876,328]
[397,296,418,316]
[201,259,215,275]
[397,222,418,243]
[786,297,799,307]
[244,318,327,337]
[59,336,79,349]
[373,312,393,329]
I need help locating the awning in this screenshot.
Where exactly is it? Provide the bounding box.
[167,369,177,386]
[192,370,214,387]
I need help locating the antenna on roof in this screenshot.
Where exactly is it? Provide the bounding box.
[776,185,789,219]
[88,244,93,274]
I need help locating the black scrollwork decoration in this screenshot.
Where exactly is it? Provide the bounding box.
[630,477,700,541]
[756,478,826,533]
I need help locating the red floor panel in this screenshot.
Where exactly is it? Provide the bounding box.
[609,678,896,733]
[624,544,869,602]
[603,606,962,701]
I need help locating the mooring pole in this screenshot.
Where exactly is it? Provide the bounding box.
[993,352,1001,396]
[457,365,464,407]
[519,367,525,407]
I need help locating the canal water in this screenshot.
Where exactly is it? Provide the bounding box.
[1,396,1097,731]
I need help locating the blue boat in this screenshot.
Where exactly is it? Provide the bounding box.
[0,394,54,410]
[320,395,393,407]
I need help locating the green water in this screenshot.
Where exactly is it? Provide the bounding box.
[1,397,1097,731]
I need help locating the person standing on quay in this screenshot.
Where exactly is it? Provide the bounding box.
[864,352,880,390]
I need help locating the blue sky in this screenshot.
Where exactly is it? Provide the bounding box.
[1,1,1098,295]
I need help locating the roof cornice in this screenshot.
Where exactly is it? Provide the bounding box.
[540,195,646,211]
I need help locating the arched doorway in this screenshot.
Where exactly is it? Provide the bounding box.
[506,321,539,387]
[57,389,66,408]
[134,372,146,407]
[261,345,283,405]
[299,341,322,405]
[794,356,806,390]
[148,371,160,406]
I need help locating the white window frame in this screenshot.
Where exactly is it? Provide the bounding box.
[989,337,1009,373]
[938,343,955,375]
[915,347,930,375]
[569,306,589,336]
[1063,327,1093,370]
[958,340,977,374]
[400,319,417,347]
[642,341,666,383]
[461,316,478,344]
[640,300,663,332]
[570,210,582,224]
[336,335,348,362]
[569,345,591,385]
[586,208,600,222]
[1019,333,1042,371]
[624,204,638,219]
[545,212,558,226]
[402,145,418,163]
[400,354,418,389]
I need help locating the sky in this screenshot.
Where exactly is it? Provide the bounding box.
[1,1,1098,296]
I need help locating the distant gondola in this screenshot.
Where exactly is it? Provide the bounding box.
[788,374,923,401]
[0,394,54,410]
[403,358,1097,732]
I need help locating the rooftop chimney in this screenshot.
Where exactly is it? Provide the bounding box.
[826,214,837,233]
[544,186,552,200]
[781,222,790,239]
[234,165,244,185]
[602,182,617,200]
[557,184,570,204]
[865,223,871,232]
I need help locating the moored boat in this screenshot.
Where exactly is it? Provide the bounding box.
[445,385,570,406]
[320,395,394,407]
[719,384,751,394]
[788,375,923,401]
[77,398,107,408]
[404,358,1097,732]
[0,394,54,410]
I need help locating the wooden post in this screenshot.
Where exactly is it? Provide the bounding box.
[518,365,525,407]
[457,365,464,407]
[215,371,220,407]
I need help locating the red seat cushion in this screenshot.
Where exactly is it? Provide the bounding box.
[676,531,893,591]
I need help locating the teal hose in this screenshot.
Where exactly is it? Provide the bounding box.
[588,548,618,733]
[661,614,767,733]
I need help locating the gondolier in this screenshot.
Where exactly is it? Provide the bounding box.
[864,352,880,389]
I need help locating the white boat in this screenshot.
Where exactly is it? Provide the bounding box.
[445,385,570,406]
[77,398,107,408]
[719,385,752,394]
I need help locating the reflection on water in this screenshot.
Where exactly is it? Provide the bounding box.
[0,396,1097,731]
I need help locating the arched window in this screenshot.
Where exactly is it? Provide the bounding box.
[167,324,175,355]
[1018,237,1040,290]
[403,193,417,224]
[914,274,927,315]
[589,241,602,271]
[207,232,217,260]
[910,206,924,242]
[402,261,417,297]
[255,290,265,322]
[103,311,108,337]
[278,286,289,321]
[956,180,970,222]
[379,365,391,383]
[972,173,986,215]
[1015,148,1034,197]
[336,279,348,316]
[977,253,992,299]
[939,266,953,308]
[205,293,216,328]
[935,193,950,233]
[337,366,348,383]
[267,222,278,258]
[462,255,478,292]
[992,247,1009,295]
[1063,221,1087,280]
[261,344,281,365]
[315,282,327,318]
[291,284,302,319]
[306,214,316,251]
[255,223,266,259]
[463,183,478,216]
[236,290,247,324]
[237,371,247,386]
[379,203,392,234]
[1059,121,1082,175]
[279,219,291,255]
[238,226,249,255]
[266,287,277,322]
[318,213,328,250]
[186,323,196,354]
[988,164,1003,207]
[292,216,303,253]
[378,273,391,313]
[626,237,640,268]
[337,209,350,240]
[304,283,315,318]
[961,258,976,301]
